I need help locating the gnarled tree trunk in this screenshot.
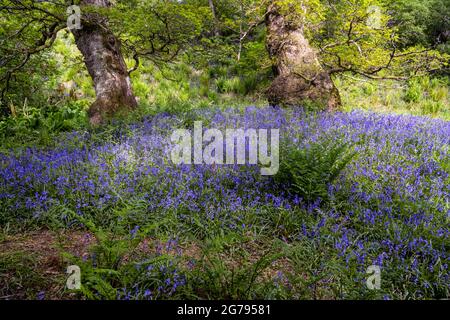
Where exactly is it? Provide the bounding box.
[265,3,341,110]
[72,0,137,125]
[208,0,220,36]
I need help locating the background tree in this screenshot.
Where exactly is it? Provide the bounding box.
[265,0,341,110]
[191,0,448,109]
[0,0,207,124]
[72,0,137,125]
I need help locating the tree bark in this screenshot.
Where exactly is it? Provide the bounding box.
[209,0,220,36]
[265,3,341,110]
[72,0,137,125]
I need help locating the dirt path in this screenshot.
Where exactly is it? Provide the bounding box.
[0,230,94,300]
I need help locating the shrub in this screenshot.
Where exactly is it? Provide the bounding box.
[275,140,356,203]
[404,79,422,103]
[215,76,245,94]
[0,100,88,147]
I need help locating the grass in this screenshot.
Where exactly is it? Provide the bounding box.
[0,231,67,300]
[336,75,450,120]
[0,251,44,300]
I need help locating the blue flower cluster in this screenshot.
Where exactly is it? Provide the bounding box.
[1,106,448,296]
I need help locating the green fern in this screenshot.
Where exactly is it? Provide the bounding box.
[276,140,356,203]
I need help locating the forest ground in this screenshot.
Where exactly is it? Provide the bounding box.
[1,77,449,300]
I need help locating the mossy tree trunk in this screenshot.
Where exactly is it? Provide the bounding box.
[72,0,137,125]
[265,2,341,110]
